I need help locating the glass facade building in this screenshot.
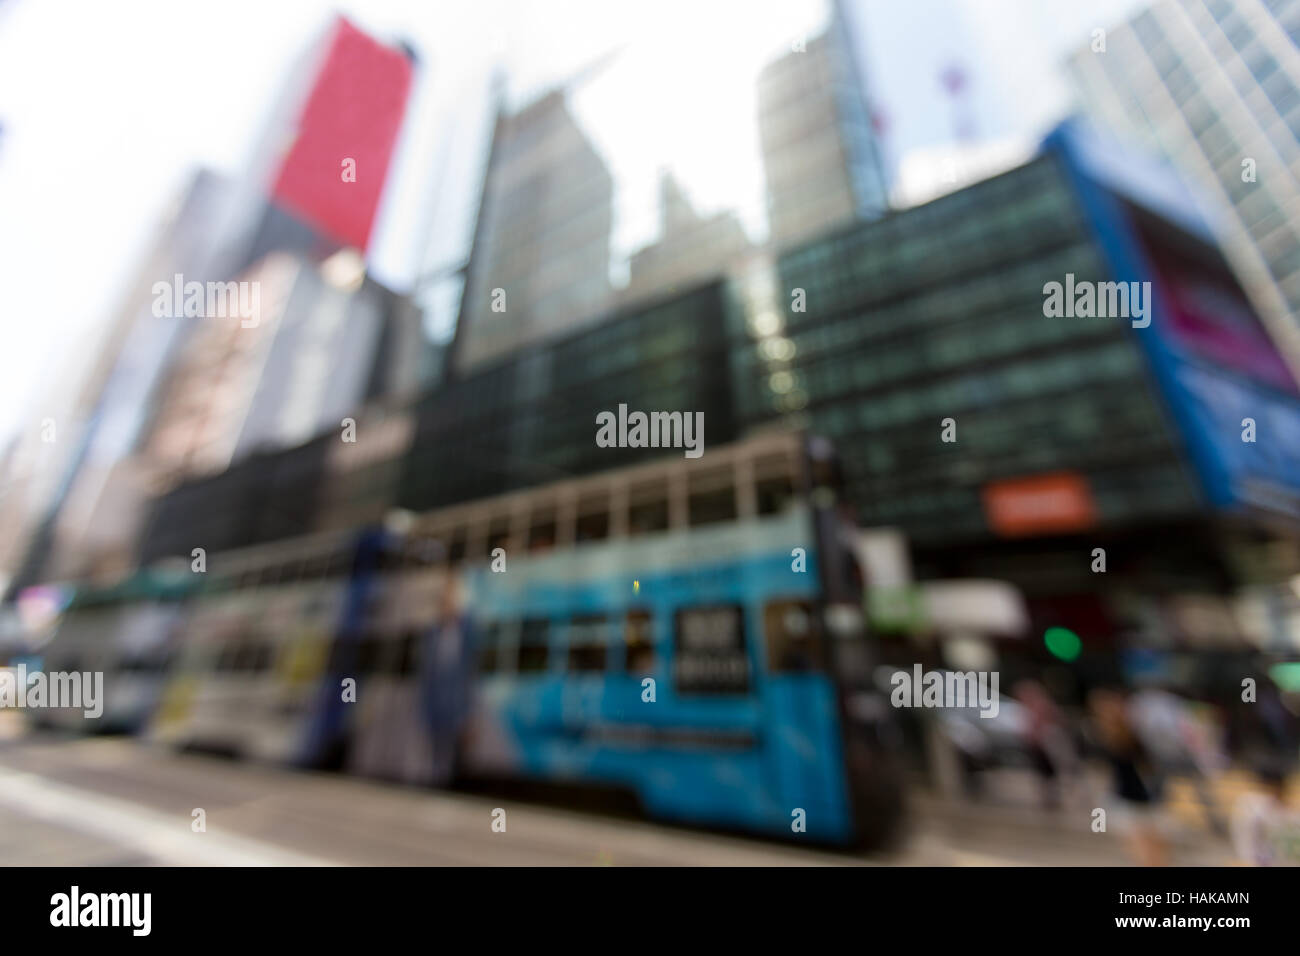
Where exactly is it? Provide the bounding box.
[138,435,332,564]
[732,152,1204,546]
[401,280,737,513]
[732,122,1300,566]
[1069,0,1300,370]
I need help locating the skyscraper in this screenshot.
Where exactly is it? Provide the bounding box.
[1068,0,1300,371]
[138,250,423,480]
[3,16,420,591]
[756,0,890,250]
[452,89,615,372]
[621,172,752,304]
[2,169,257,591]
[258,16,415,257]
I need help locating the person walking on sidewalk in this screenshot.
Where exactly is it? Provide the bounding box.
[1089,686,1168,866]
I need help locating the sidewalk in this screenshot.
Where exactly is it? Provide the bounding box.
[892,765,1241,866]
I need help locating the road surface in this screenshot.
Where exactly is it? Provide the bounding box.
[0,732,1237,866]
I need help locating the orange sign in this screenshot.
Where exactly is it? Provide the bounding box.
[982,472,1097,537]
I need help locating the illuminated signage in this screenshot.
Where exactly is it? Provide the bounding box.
[982,472,1097,537]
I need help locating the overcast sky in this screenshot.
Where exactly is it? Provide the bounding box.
[0,0,1150,451]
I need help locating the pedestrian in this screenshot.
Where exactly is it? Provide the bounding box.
[1088,686,1168,866]
[1129,684,1228,836]
[1013,678,1078,810]
[418,574,476,786]
[1231,760,1300,866]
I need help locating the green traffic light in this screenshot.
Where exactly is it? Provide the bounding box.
[1044,626,1082,661]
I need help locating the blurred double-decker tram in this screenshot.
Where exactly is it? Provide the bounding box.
[44,427,906,848]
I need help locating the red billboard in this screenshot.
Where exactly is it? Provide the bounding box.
[269,17,413,253]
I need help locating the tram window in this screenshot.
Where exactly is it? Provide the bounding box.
[232,642,264,673]
[628,498,668,536]
[478,621,503,673]
[325,638,353,674]
[280,560,302,586]
[302,554,329,580]
[764,600,823,673]
[212,643,236,673]
[447,528,467,563]
[381,546,407,574]
[189,645,216,673]
[628,476,669,537]
[126,648,170,675]
[566,615,608,672]
[326,549,352,578]
[409,537,445,567]
[517,618,550,673]
[394,631,419,676]
[373,548,394,575]
[568,646,605,671]
[528,507,557,553]
[528,524,556,552]
[574,508,609,543]
[624,609,655,673]
[673,605,750,694]
[355,636,386,675]
[755,474,795,515]
[252,643,275,673]
[221,643,248,673]
[687,485,737,527]
[486,517,511,556]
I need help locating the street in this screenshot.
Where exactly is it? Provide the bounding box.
[0,730,1240,866]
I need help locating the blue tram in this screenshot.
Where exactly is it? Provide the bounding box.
[50,429,904,847]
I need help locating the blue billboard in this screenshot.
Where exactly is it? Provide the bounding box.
[1047,119,1300,520]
